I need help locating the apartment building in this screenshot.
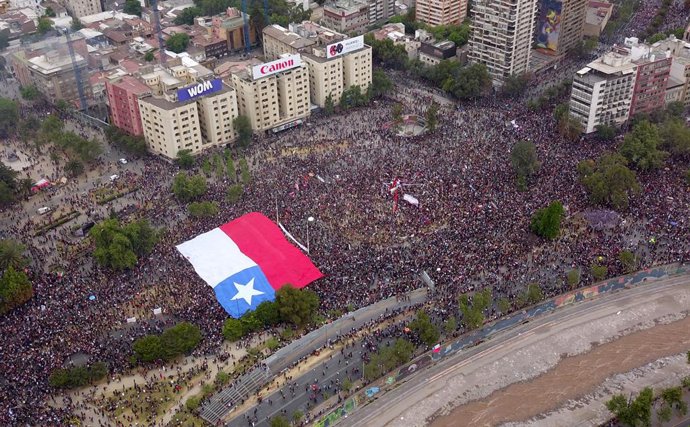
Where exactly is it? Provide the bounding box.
[231,54,310,132]
[321,0,370,34]
[25,49,91,105]
[469,0,539,86]
[106,75,152,136]
[415,0,467,26]
[262,24,372,108]
[628,42,672,117]
[64,0,101,18]
[197,7,257,53]
[653,35,690,107]
[569,47,637,133]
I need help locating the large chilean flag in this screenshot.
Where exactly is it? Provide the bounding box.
[176,212,323,318]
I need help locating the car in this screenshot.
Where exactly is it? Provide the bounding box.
[109,174,119,181]
[37,207,51,215]
[118,158,128,165]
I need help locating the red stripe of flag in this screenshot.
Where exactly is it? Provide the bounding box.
[220,212,324,290]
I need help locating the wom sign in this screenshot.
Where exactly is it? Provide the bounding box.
[177,79,223,102]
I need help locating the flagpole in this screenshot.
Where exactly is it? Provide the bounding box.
[275,194,279,223]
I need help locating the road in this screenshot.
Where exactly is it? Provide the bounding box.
[340,273,690,427]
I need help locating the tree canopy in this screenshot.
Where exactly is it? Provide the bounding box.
[0,266,33,314]
[166,33,190,53]
[578,153,640,211]
[363,338,415,381]
[174,6,202,25]
[409,310,439,347]
[530,201,565,240]
[620,120,667,171]
[370,69,393,99]
[0,161,19,207]
[502,73,531,98]
[105,126,148,157]
[458,288,492,330]
[48,362,108,389]
[659,117,690,160]
[123,0,142,16]
[605,387,653,427]
[233,115,253,148]
[90,219,158,270]
[172,172,207,202]
[364,35,408,70]
[133,322,202,363]
[275,285,320,328]
[0,98,19,137]
[510,140,540,189]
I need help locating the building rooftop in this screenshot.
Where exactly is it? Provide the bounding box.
[323,0,369,16]
[112,75,152,95]
[264,25,317,50]
[79,11,137,25]
[29,52,86,74]
[586,1,613,26]
[587,48,636,75]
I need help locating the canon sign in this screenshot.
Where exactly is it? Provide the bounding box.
[252,54,302,80]
[326,35,365,59]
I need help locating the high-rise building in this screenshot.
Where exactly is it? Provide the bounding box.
[231,54,311,132]
[653,35,690,107]
[24,50,91,105]
[262,24,372,108]
[321,0,371,34]
[628,40,672,117]
[535,0,587,55]
[64,0,101,18]
[569,47,637,133]
[469,0,538,86]
[106,75,152,136]
[415,0,467,26]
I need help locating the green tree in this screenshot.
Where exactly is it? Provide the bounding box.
[133,335,163,362]
[176,149,194,169]
[370,69,393,98]
[166,33,190,53]
[510,140,540,190]
[659,118,690,160]
[449,63,492,99]
[123,219,158,257]
[566,268,580,288]
[458,289,492,330]
[226,184,243,204]
[559,114,584,142]
[591,263,608,281]
[409,310,439,347]
[364,35,408,70]
[657,405,672,423]
[444,316,457,335]
[188,201,219,217]
[605,387,653,427]
[160,322,202,358]
[502,73,531,98]
[105,126,148,157]
[530,201,565,239]
[275,285,320,328]
[554,102,570,121]
[37,17,53,34]
[392,103,403,124]
[64,159,84,177]
[425,102,439,132]
[123,0,142,16]
[579,153,640,211]
[620,120,667,170]
[222,318,246,341]
[144,51,155,62]
[0,239,28,271]
[525,283,543,305]
[0,98,19,136]
[225,150,236,180]
[253,300,281,327]
[172,173,207,202]
[498,297,511,313]
[0,266,33,314]
[661,386,687,416]
[618,250,638,273]
[233,115,252,148]
[239,158,250,184]
[292,410,304,424]
[19,85,40,100]
[324,93,335,115]
[270,415,290,427]
[174,6,202,24]
[90,219,156,270]
[71,18,83,31]
[596,124,617,141]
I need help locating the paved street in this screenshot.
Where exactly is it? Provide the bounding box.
[340,272,690,426]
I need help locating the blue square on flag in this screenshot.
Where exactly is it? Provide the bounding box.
[177,212,323,318]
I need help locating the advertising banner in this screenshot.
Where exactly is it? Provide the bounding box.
[536,0,563,52]
[177,78,223,102]
[252,54,302,80]
[326,35,365,59]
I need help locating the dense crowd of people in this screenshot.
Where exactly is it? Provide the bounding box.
[1,7,690,426]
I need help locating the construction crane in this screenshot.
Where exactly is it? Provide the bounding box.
[241,0,270,55]
[63,29,87,111]
[149,0,167,64]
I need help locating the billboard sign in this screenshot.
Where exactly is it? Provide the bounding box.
[177,78,223,102]
[326,35,365,59]
[252,54,302,80]
[536,0,563,53]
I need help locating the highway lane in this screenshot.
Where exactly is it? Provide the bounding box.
[341,274,690,427]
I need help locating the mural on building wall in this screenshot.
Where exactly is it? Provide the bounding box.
[536,0,563,52]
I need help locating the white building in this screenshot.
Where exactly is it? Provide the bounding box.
[569,47,637,133]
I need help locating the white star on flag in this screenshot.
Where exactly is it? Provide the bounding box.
[230,278,264,305]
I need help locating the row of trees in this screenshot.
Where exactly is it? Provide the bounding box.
[48,362,108,389]
[105,126,148,157]
[132,322,202,363]
[363,338,415,381]
[172,172,208,202]
[606,384,689,426]
[388,8,471,47]
[222,286,320,341]
[0,161,32,207]
[90,219,159,270]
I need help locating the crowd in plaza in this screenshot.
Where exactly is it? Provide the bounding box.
[1,10,690,427]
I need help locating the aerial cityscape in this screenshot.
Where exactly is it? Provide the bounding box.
[0,0,689,425]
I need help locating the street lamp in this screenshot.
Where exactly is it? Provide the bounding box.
[307,216,315,254]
